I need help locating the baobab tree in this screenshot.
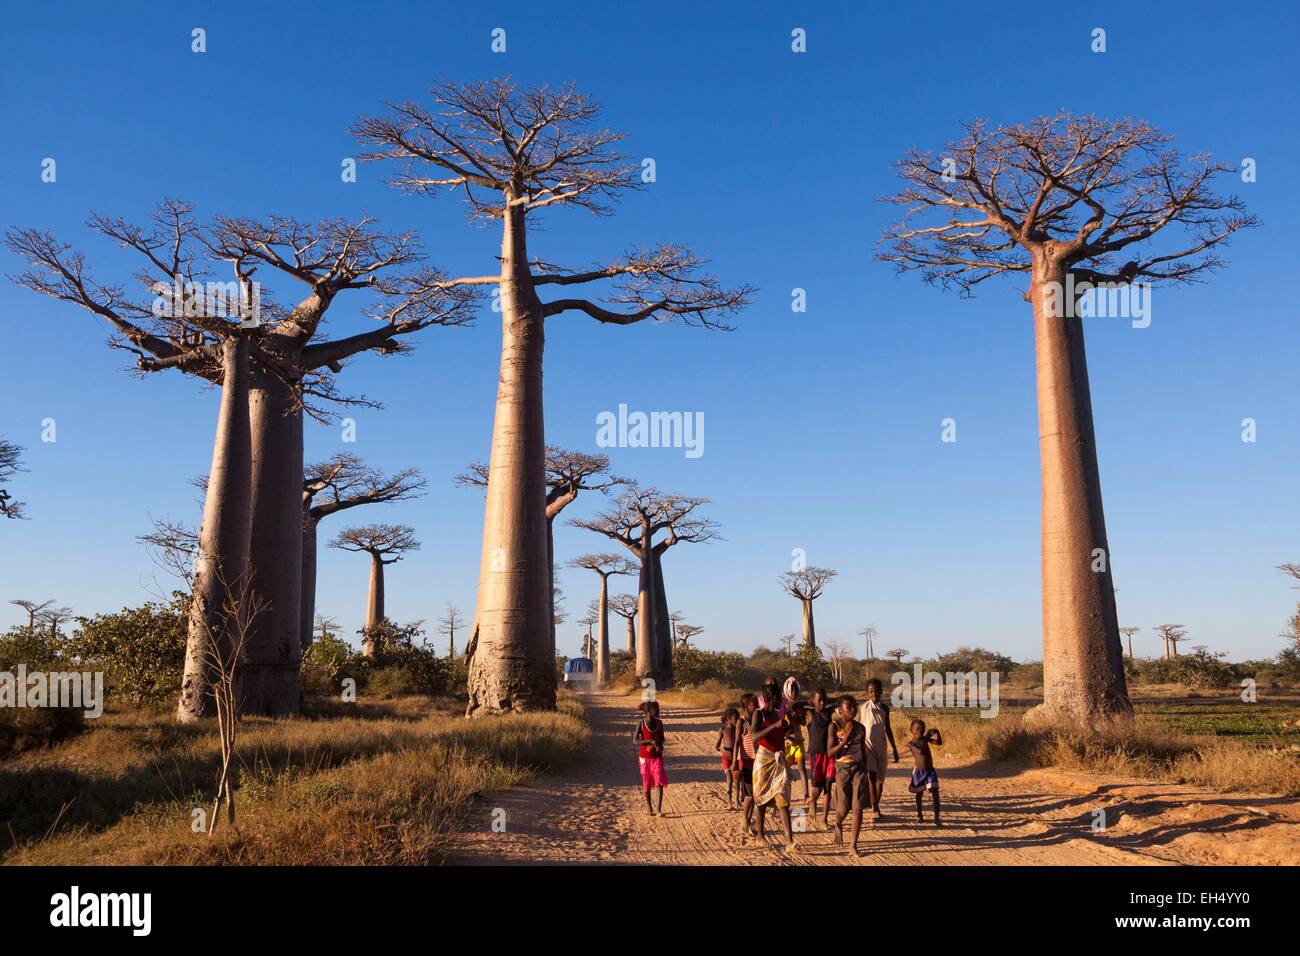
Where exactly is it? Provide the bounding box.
[858,624,879,661]
[438,603,464,658]
[578,607,598,660]
[9,599,54,630]
[824,640,850,686]
[356,79,751,715]
[885,649,910,666]
[7,202,475,718]
[573,486,718,688]
[569,553,634,683]
[879,113,1256,727]
[329,524,420,656]
[457,446,624,664]
[1154,623,1188,660]
[38,606,74,638]
[778,567,837,650]
[0,440,26,519]
[1119,626,1141,660]
[302,454,425,650]
[676,623,704,648]
[608,593,638,655]
[779,633,797,655]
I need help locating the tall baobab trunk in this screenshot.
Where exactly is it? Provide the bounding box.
[244,371,304,716]
[595,574,611,684]
[177,337,252,723]
[546,517,557,663]
[300,515,319,654]
[363,552,385,657]
[635,539,659,685]
[801,599,816,650]
[625,615,636,654]
[1025,260,1131,728]
[652,551,673,688]
[466,202,555,715]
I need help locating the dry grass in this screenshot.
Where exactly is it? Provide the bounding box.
[1,694,588,865]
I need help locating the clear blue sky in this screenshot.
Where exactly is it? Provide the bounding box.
[1,1,1297,662]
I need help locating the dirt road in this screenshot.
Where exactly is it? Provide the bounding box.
[448,692,1300,866]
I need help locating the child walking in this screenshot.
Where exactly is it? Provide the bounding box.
[633,700,668,816]
[907,719,943,827]
[827,695,867,856]
[805,689,835,828]
[858,678,899,821]
[716,707,742,809]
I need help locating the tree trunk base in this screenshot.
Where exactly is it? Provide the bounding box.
[238,664,301,717]
[1023,696,1133,732]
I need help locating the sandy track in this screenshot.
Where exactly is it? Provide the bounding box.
[448,692,1300,866]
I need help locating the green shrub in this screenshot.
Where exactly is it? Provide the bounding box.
[63,595,187,704]
[0,624,86,757]
[672,645,748,687]
[1136,651,1236,690]
[351,620,456,698]
[301,630,354,695]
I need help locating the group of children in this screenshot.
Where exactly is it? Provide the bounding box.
[634,676,943,857]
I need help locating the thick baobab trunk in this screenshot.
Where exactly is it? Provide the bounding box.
[177,337,252,723]
[801,598,816,650]
[635,542,659,685]
[244,370,304,716]
[626,615,636,654]
[1025,260,1132,729]
[546,517,557,662]
[652,551,673,688]
[300,515,319,654]
[466,204,555,715]
[363,552,385,656]
[595,574,610,685]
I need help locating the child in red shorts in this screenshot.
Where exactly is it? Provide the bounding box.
[633,700,668,816]
[715,707,741,809]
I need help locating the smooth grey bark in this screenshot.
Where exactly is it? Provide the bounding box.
[625,615,636,654]
[300,516,319,653]
[801,599,816,650]
[634,537,660,686]
[652,551,673,689]
[595,574,611,684]
[465,202,555,715]
[1025,261,1131,729]
[243,370,304,717]
[363,552,385,656]
[177,336,252,723]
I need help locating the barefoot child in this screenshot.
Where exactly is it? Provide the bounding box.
[805,689,835,828]
[858,678,899,820]
[750,681,797,853]
[907,719,943,826]
[827,695,867,856]
[736,694,759,837]
[632,700,667,816]
[716,707,741,809]
[785,701,809,802]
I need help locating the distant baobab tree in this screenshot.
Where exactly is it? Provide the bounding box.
[330,524,420,656]
[578,607,598,660]
[10,598,54,630]
[1119,626,1141,660]
[676,623,704,648]
[858,624,879,661]
[314,614,341,645]
[573,486,718,688]
[356,79,751,715]
[885,648,910,666]
[608,593,638,655]
[880,113,1256,727]
[39,605,74,638]
[1154,623,1188,660]
[778,567,837,650]
[569,553,634,683]
[779,633,797,655]
[438,603,464,659]
[302,455,425,651]
[0,440,26,519]
[6,202,475,719]
[458,447,624,664]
